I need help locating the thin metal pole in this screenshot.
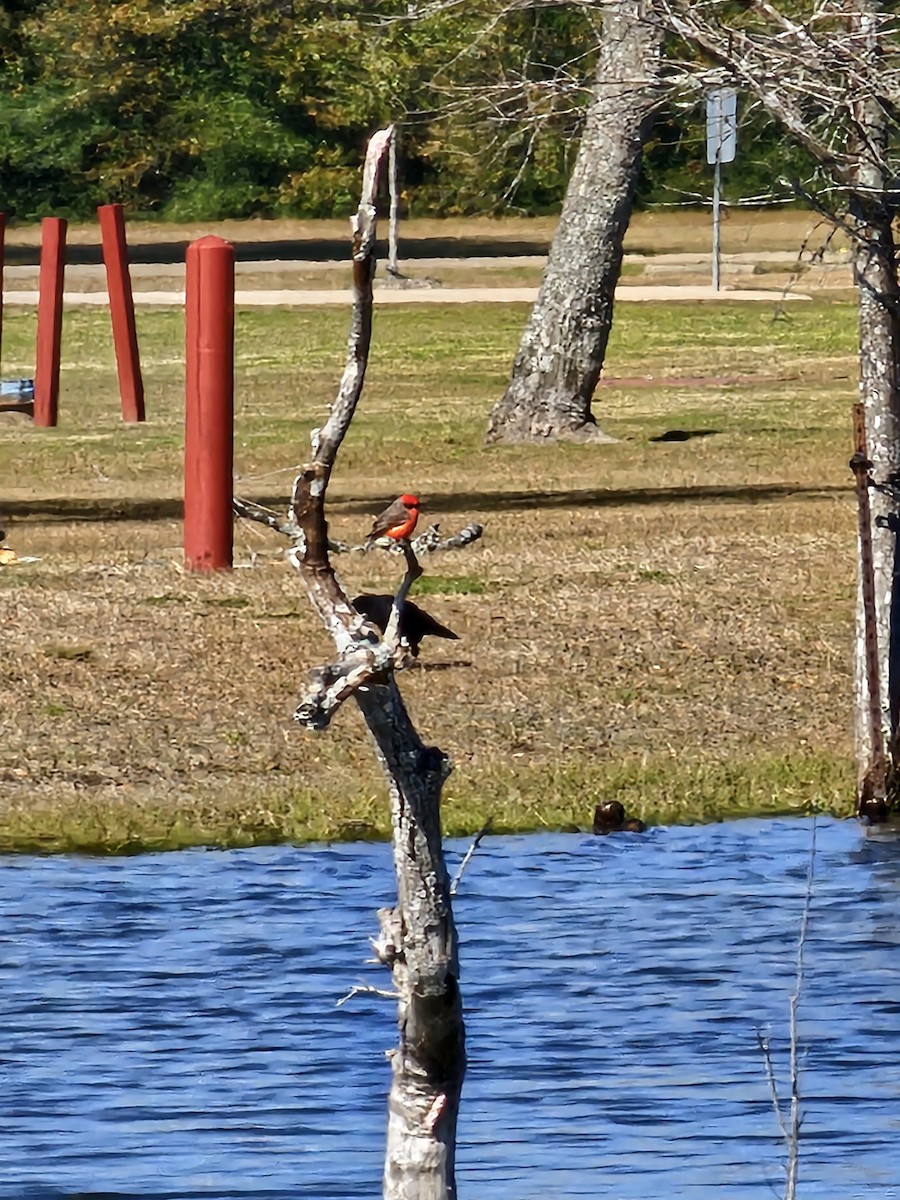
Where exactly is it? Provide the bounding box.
[712,156,721,292]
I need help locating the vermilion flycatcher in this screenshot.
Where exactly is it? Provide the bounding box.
[353,593,460,657]
[366,494,421,543]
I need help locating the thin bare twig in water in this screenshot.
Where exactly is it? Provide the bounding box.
[450,818,493,896]
[757,818,816,1200]
[336,983,400,1008]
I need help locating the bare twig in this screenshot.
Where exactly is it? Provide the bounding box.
[336,983,400,1008]
[383,542,424,649]
[450,818,493,896]
[233,496,301,540]
[757,818,816,1200]
[369,521,486,555]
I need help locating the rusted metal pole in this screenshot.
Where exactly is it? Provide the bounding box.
[850,401,887,803]
[184,235,234,572]
[34,216,67,427]
[98,203,145,422]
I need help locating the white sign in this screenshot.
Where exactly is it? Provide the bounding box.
[706,88,737,164]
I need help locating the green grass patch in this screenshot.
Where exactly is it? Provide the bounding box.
[412,575,487,596]
[0,749,854,855]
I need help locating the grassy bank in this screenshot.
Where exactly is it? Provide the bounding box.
[0,284,861,852]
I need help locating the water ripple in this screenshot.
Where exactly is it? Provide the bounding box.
[1,817,899,1197]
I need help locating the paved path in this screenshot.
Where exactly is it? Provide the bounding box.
[2,283,809,307]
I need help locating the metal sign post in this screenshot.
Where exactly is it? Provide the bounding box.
[706,88,737,292]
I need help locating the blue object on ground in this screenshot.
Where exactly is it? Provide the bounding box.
[0,378,34,400]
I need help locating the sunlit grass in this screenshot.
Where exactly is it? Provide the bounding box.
[0,283,862,853]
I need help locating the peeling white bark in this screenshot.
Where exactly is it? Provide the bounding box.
[285,127,466,1200]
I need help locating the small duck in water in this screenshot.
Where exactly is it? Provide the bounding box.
[592,800,646,835]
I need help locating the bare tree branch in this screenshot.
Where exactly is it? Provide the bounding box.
[450,817,493,895]
[757,819,816,1200]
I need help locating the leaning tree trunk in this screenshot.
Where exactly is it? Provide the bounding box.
[849,0,900,814]
[485,0,664,444]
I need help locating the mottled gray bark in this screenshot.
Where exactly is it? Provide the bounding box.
[486,0,664,444]
[286,127,466,1200]
[364,683,464,1200]
[848,2,900,809]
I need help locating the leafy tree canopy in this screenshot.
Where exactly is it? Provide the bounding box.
[0,0,816,221]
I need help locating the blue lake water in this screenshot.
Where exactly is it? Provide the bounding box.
[2,816,899,1199]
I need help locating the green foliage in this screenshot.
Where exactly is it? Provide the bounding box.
[0,0,830,220]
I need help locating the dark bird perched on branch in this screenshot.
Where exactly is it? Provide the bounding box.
[353,593,460,658]
[593,800,646,835]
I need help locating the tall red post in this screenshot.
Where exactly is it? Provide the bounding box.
[0,212,6,373]
[98,203,145,422]
[184,235,234,572]
[34,216,67,427]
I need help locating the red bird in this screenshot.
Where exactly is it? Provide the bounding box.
[366,494,422,543]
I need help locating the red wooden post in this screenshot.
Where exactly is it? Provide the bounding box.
[0,212,6,373]
[184,235,234,572]
[34,216,67,427]
[98,203,145,422]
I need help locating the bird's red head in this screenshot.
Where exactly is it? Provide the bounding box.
[400,494,421,510]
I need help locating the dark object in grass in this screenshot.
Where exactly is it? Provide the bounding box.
[858,793,893,825]
[353,593,460,658]
[592,799,646,835]
[650,429,719,443]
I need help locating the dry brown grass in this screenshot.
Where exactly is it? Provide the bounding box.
[0,271,862,851]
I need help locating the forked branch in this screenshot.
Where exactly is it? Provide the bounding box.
[279,125,467,1199]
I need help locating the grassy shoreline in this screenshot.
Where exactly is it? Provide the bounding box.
[0,749,854,855]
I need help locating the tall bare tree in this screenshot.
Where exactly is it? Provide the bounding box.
[657,0,900,812]
[238,127,473,1199]
[485,0,666,443]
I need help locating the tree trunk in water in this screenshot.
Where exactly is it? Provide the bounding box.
[360,682,465,1200]
[485,0,663,444]
[285,128,467,1200]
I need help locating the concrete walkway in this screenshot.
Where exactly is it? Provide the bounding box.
[2,283,809,307]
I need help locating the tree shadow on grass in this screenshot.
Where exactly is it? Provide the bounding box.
[3,236,551,269]
[4,481,850,524]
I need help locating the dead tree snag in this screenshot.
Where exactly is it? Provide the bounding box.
[238,127,470,1200]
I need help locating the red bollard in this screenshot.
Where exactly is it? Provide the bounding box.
[184,235,234,572]
[98,203,145,422]
[34,216,67,427]
[0,212,6,373]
